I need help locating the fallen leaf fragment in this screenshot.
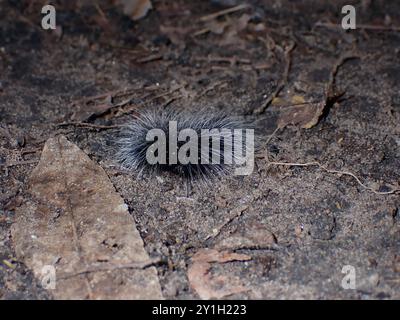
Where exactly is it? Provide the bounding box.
[271,97,285,106]
[188,248,251,300]
[11,135,162,299]
[277,101,325,129]
[71,101,114,122]
[120,0,152,20]
[291,95,306,104]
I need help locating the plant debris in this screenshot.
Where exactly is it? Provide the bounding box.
[188,249,251,300]
[11,136,163,299]
[119,0,153,21]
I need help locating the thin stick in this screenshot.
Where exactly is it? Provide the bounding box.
[58,259,161,280]
[265,127,280,146]
[70,86,154,105]
[199,4,249,22]
[315,21,400,32]
[196,80,227,98]
[205,205,249,241]
[264,127,399,195]
[136,53,163,63]
[325,52,359,99]
[254,41,296,114]
[56,122,123,129]
[267,160,399,195]
[1,160,39,168]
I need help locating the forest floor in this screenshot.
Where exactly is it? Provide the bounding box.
[0,0,399,299]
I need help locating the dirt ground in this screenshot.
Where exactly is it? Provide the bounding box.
[1,0,399,299]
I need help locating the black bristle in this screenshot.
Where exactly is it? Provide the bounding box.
[116,108,253,183]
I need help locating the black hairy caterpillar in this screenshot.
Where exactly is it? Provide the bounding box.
[116,108,255,184]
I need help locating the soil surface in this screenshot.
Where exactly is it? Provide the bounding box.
[1,0,399,299]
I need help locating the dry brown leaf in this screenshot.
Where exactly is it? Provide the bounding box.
[11,135,162,299]
[188,248,251,300]
[71,101,113,122]
[291,95,306,104]
[271,97,285,106]
[120,0,152,20]
[277,102,325,129]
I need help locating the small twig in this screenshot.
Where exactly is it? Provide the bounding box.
[325,52,359,99]
[275,52,358,129]
[58,259,161,280]
[193,56,251,66]
[70,86,155,105]
[315,21,400,32]
[192,27,211,37]
[161,96,179,109]
[112,97,135,109]
[265,127,280,146]
[136,53,163,63]
[205,205,248,241]
[56,122,123,130]
[199,4,249,22]
[254,41,296,114]
[21,148,41,156]
[263,127,399,195]
[269,101,323,111]
[94,3,107,20]
[16,14,42,31]
[267,160,399,195]
[1,160,39,168]
[113,85,184,118]
[147,85,184,103]
[196,80,227,98]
